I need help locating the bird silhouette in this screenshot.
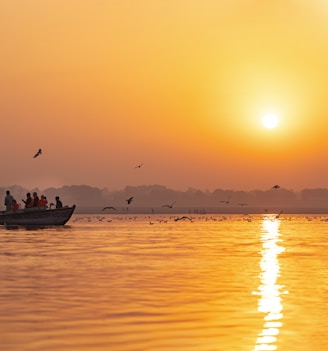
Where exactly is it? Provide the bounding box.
[33,149,42,158]
[134,163,144,169]
[162,201,176,208]
[275,210,283,218]
[126,197,134,205]
[220,192,232,205]
[174,216,193,222]
[102,206,116,211]
[272,184,281,190]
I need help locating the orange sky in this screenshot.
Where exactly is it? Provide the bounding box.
[1,1,328,191]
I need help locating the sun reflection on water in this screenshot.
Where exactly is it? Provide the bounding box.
[252,217,287,351]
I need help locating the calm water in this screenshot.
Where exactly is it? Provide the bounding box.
[1,214,328,351]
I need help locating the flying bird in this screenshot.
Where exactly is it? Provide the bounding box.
[33,149,42,158]
[220,192,232,205]
[276,210,283,218]
[134,163,144,169]
[272,185,281,190]
[174,216,193,222]
[162,201,176,208]
[126,197,134,205]
[102,206,117,211]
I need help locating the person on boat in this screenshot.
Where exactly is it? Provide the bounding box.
[55,196,63,209]
[32,192,39,207]
[22,192,33,208]
[38,195,48,208]
[4,190,14,211]
[12,199,19,211]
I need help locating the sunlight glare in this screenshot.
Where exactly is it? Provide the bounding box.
[262,113,279,129]
[252,217,287,351]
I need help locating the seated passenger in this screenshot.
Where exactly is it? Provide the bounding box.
[38,195,48,208]
[22,193,33,208]
[12,199,19,211]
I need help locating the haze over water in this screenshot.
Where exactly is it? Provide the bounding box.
[1,214,328,351]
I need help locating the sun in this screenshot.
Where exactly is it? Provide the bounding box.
[262,113,279,129]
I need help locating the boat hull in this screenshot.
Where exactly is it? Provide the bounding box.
[0,205,76,226]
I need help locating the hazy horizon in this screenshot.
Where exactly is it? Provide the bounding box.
[2,2,328,191]
[3,182,328,194]
[3,183,328,214]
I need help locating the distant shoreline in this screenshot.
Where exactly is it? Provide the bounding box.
[2,184,328,214]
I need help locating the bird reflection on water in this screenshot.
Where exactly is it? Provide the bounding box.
[252,216,288,351]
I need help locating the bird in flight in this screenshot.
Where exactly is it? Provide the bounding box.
[220,192,232,205]
[275,210,283,218]
[102,206,116,211]
[162,201,176,208]
[33,149,42,158]
[174,216,193,222]
[134,163,144,169]
[272,185,281,190]
[126,197,134,205]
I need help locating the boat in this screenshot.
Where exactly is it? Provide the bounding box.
[0,205,76,226]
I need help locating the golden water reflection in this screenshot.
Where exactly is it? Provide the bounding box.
[253,217,287,351]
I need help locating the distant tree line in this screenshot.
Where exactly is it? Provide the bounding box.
[1,184,328,214]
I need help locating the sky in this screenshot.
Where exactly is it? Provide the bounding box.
[1,0,328,192]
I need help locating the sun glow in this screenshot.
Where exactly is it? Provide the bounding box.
[262,113,279,129]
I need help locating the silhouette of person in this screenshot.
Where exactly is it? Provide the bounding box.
[38,195,48,208]
[4,190,14,211]
[55,196,63,209]
[32,192,39,207]
[22,193,33,208]
[12,199,19,211]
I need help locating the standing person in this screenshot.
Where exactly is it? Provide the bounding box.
[55,196,63,209]
[4,190,14,211]
[32,192,39,207]
[22,193,33,208]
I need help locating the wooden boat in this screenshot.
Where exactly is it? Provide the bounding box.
[0,205,76,226]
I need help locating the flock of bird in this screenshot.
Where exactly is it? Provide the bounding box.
[30,147,328,225]
[33,147,285,216]
[100,184,283,214]
[71,212,328,226]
